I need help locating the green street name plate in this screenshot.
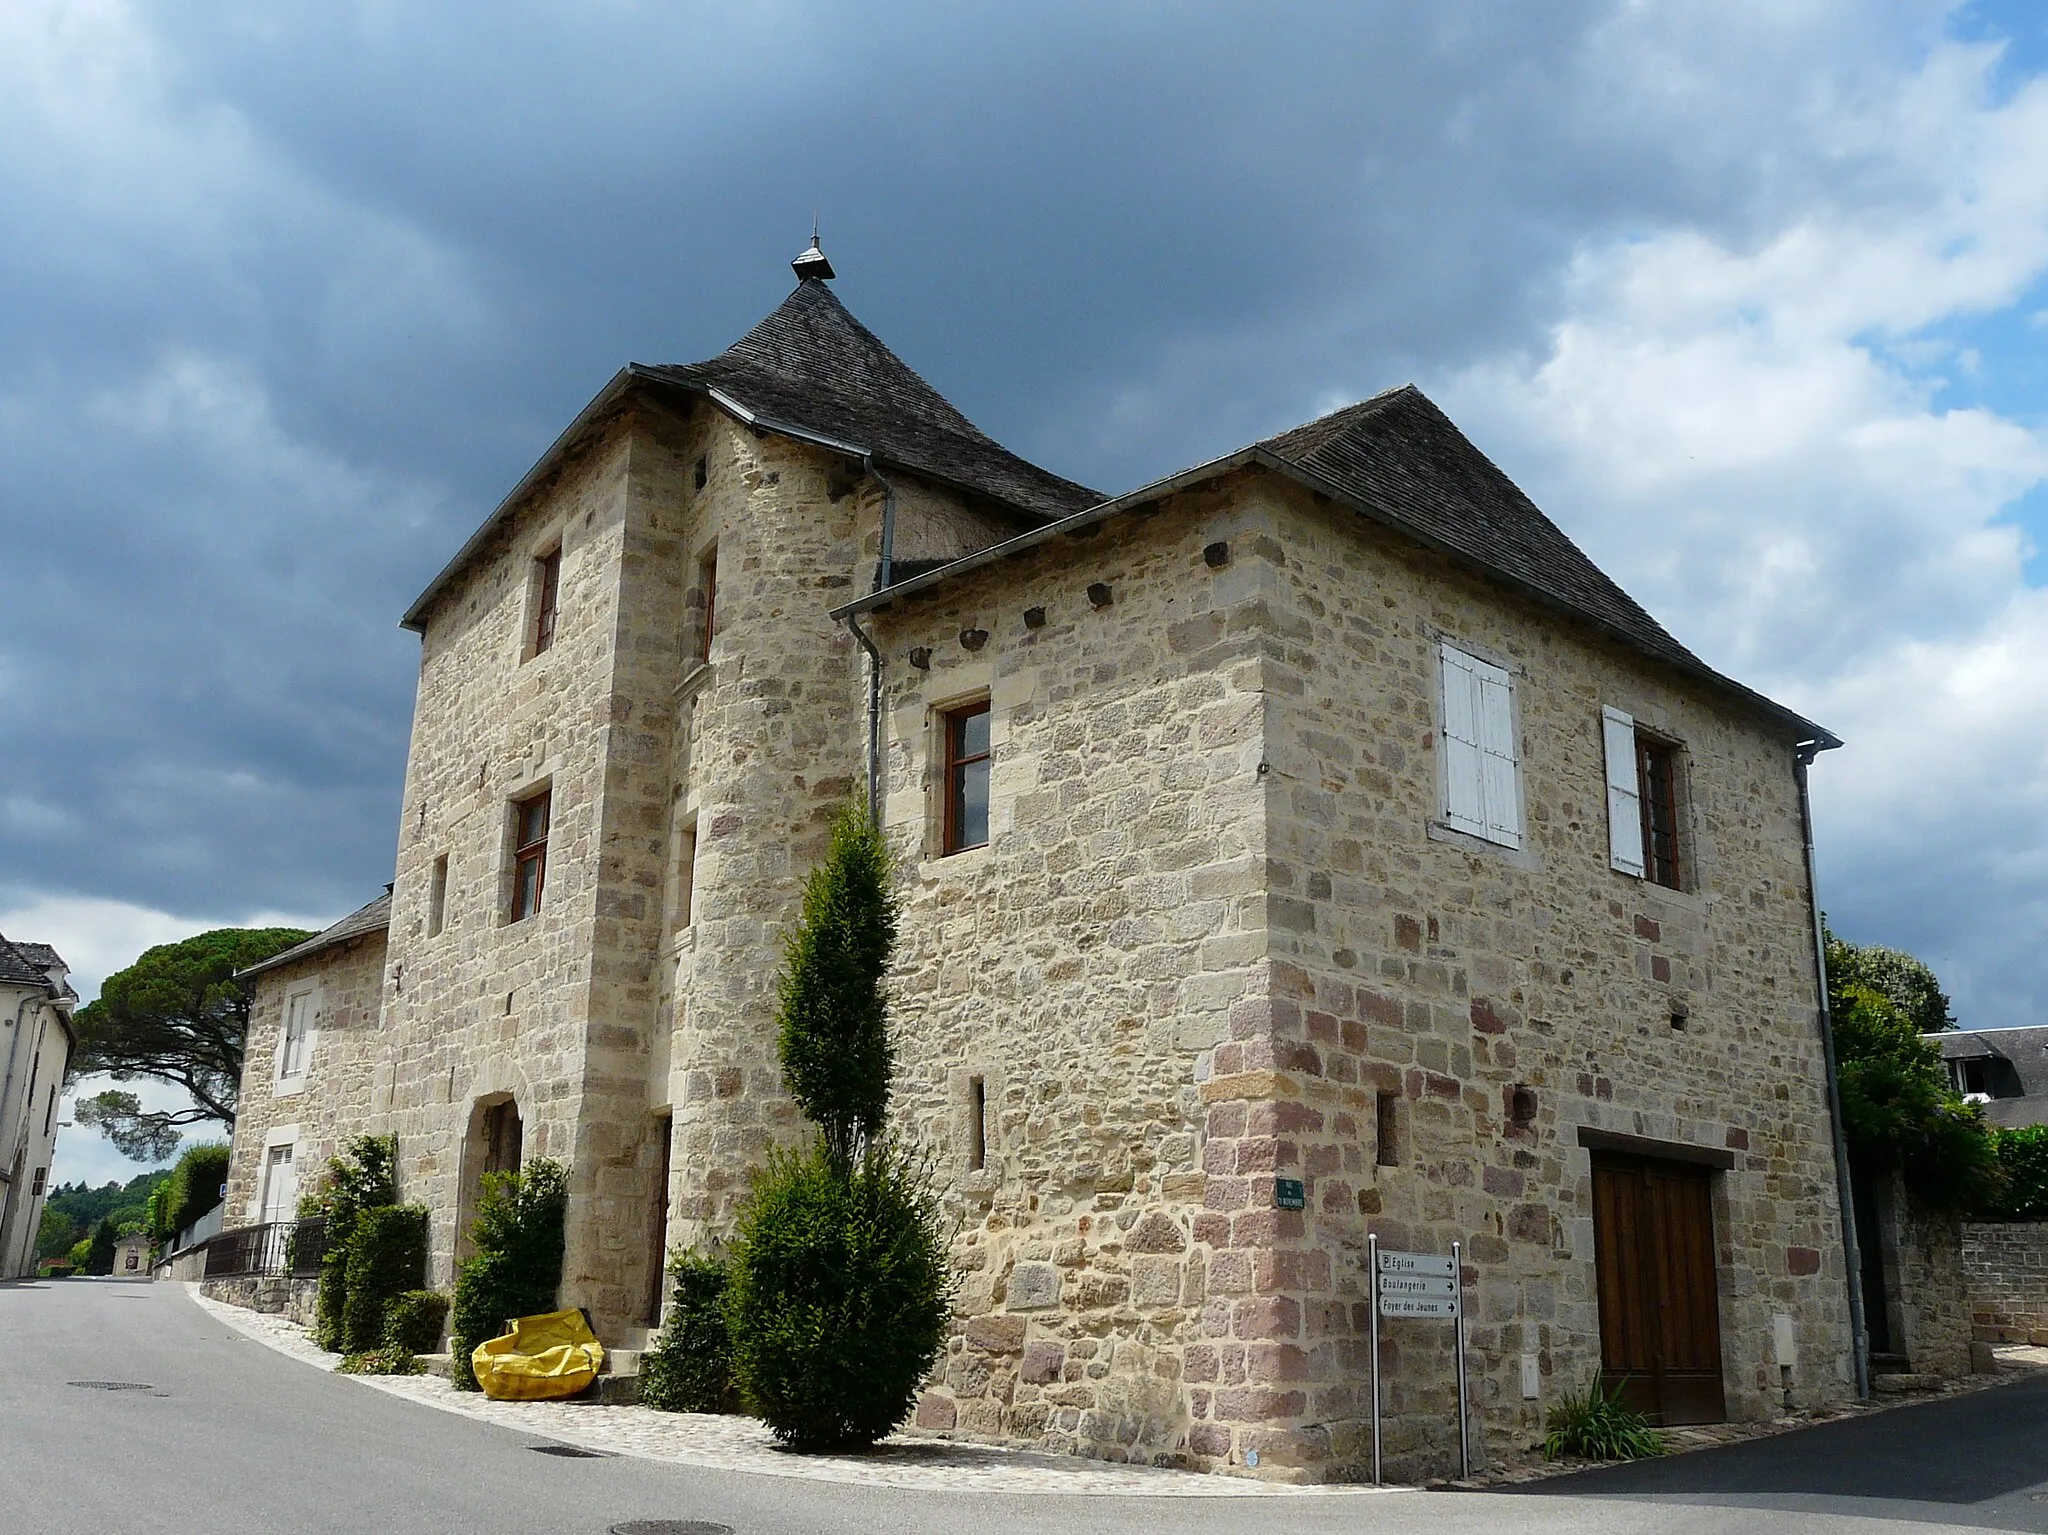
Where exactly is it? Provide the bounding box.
[1273,1177,1306,1210]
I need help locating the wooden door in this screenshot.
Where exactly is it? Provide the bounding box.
[1590,1153,1726,1424]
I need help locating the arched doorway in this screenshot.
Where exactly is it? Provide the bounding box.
[455,1094,523,1260]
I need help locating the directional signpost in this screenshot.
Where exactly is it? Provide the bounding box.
[1366,1234,1468,1484]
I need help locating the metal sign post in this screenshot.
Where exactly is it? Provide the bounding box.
[1369,1242,1469,1483]
[1367,1232,1381,1485]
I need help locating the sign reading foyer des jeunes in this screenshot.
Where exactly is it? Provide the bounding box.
[1367,1237,1471,1483]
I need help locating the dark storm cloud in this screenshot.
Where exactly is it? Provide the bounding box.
[6,0,2047,1041]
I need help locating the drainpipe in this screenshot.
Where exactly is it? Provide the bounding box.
[1797,738,1869,1400]
[845,453,898,832]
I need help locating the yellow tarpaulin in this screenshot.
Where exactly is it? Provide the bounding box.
[471,1308,605,1401]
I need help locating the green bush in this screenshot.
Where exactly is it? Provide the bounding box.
[341,1205,429,1354]
[1988,1125,2048,1220]
[639,1252,737,1414]
[450,1159,568,1391]
[385,1289,451,1354]
[337,1347,427,1376]
[1543,1381,1666,1461]
[1833,983,2001,1212]
[726,1141,950,1449]
[164,1143,232,1236]
[304,1135,398,1351]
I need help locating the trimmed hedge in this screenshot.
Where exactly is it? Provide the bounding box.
[450,1159,567,1391]
[639,1252,737,1414]
[165,1143,231,1237]
[385,1289,450,1355]
[305,1135,398,1352]
[725,1142,949,1449]
[341,1205,429,1354]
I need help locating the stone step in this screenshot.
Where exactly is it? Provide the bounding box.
[1872,1372,1945,1393]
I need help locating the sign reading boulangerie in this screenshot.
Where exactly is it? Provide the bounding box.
[1366,1235,1470,1483]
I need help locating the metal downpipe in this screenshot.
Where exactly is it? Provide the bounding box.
[851,454,898,831]
[1798,740,1870,1399]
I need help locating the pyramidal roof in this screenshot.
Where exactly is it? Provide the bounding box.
[405,270,1101,629]
[634,279,1100,523]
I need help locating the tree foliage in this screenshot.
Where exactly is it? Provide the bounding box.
[71,926,312,1140]
[162,1142,232,1236]
[775,800,897,1165]
[640,1251,739,1414]
[42,1170,169,1241]
[36,1208,77,1261]
[1989,1125,2048,1221]
[1826,926,1953,1035]
[1833,981,2000,1211]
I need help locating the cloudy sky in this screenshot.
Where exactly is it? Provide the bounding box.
[6,0,2046,1187]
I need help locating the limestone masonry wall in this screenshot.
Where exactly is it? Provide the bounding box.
[1963,1221,2048,1345]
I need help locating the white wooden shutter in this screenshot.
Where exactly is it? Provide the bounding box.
[1475,661,1522,848]
[1603,706,1645,876]
[1439,643,1486,837]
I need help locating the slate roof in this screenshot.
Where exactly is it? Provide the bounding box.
[403,275,1098,631]
[11,942,63,973]
[633,279,1101,522]
[0,936,49,988]
[837,384,1835,746]
[1932,1026,2048,1130]
[235,891,392,983]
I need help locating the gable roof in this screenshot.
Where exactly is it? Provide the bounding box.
[402,279,1098,632]
[234,891,392,983]
[835,384,1836,748]
[1932,1025,2048,1129]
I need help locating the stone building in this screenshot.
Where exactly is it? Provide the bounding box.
[0,934,75,1280]
[222,241,1857,1480]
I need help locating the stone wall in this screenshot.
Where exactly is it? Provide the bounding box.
[861,465,1853,1480]
[1963,1221,2048,1345]
[201,1275,320,1329]
[1255,481,1856,1470]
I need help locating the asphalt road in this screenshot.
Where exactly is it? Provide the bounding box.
[3,1277,2043,1535]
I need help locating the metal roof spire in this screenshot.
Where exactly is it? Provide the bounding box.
[791,219,835,282]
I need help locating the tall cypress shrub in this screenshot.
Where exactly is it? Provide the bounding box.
[340,1205,429,1354]
[306,1135,397,1351]
[726,797,951,1449]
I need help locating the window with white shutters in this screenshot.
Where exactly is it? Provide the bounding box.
[1438,642,1523,849]
[278,988,315,1084]
[1603,707,1646,877]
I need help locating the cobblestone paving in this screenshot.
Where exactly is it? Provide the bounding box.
[186,1287,1384,1497]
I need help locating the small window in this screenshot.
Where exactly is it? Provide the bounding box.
[1439,642,1521,848]
[696,546,719,662]
[1637,737,1682,889]
[968,1077,988,1171]
[1376,1092,1401,1167]
[31,1166,46,1198]
[1954,1058,1992,1097]
[44,1083,56,1137]
[532,547,562,657]
[943,700,991,854]
[279,990,315,1081]
[511,790,551,922]
[670,821,697,936]
[1603,708,1687,889]
[428,853,449,938]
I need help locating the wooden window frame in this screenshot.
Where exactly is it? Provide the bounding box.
[510,790,551,923]
[531,546,563,658]
[1636,734,1684,890]
[941,698,992,856]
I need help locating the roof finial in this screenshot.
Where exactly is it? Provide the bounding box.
[792,221,835,283]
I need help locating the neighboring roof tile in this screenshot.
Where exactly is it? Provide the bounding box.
[637,280,1101,523]
[235,891,392,983]
[1934,1026,2048,1117]
[0,936,48,987]
[11,942,63,972]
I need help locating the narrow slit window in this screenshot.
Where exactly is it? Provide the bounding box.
[511,790,551,922]
[697,546,719,662]
[428,853,449,938]
[1376,1092,1400,1167]
[943,700,991,854]
[672,821,697,936]
[968,1076,987,1171]
[532,547,562,657]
